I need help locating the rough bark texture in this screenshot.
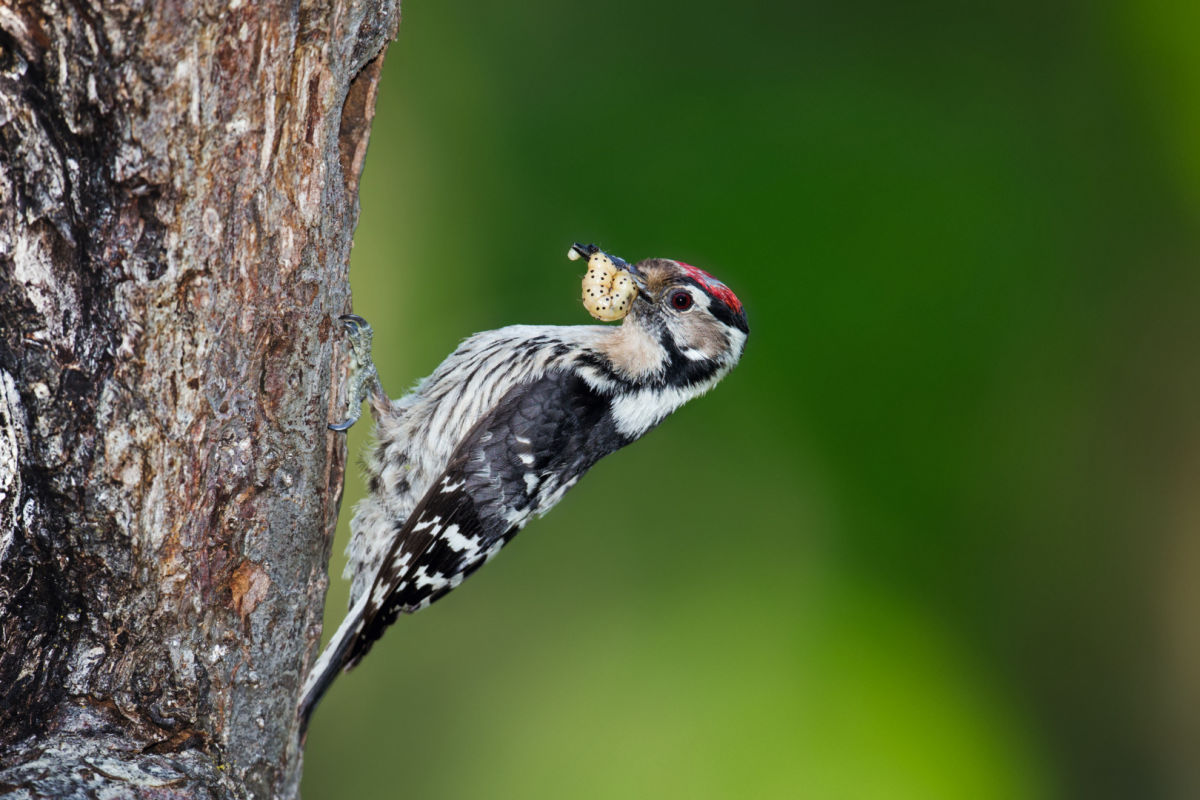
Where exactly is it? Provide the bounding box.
[0,1,399,797]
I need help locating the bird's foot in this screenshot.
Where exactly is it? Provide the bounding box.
[330,313,379,431]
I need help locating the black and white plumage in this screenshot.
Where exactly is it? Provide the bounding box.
[299,248,748,729]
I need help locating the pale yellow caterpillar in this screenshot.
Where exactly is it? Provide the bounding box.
[568,245,638,321]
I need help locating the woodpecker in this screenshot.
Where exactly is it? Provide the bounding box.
[299,244,747,729]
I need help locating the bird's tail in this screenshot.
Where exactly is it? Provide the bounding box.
[297,591,370,734]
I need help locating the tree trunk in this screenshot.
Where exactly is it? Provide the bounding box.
[0,1,399,796]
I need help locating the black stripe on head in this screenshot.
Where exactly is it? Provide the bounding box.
[656,328,726,388]
[708,294,749,334]
[670,262,748,335]
[671,276,749,335]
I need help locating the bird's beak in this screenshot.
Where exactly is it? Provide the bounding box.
[568,242,598,261]
[569,242,650,294]
[621,259,650,294]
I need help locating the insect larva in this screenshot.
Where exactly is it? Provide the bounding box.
[569,246,638,322]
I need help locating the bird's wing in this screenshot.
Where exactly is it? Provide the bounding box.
[345,368,630,668]
[299,368,625,729]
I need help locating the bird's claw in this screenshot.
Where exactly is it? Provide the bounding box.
[330,313,379,431]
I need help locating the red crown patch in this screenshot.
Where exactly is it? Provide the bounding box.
[677,263,743,314]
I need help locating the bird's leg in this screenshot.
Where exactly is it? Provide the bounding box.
[330,313,383,431]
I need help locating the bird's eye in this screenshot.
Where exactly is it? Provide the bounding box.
[670,291,694,311]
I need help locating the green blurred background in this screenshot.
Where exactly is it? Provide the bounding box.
[303,1,1200,797]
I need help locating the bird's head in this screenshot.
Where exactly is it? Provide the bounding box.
[570,243,748,387]
[623,257,748,374]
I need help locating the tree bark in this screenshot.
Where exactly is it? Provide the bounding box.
[0,1,399,796]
